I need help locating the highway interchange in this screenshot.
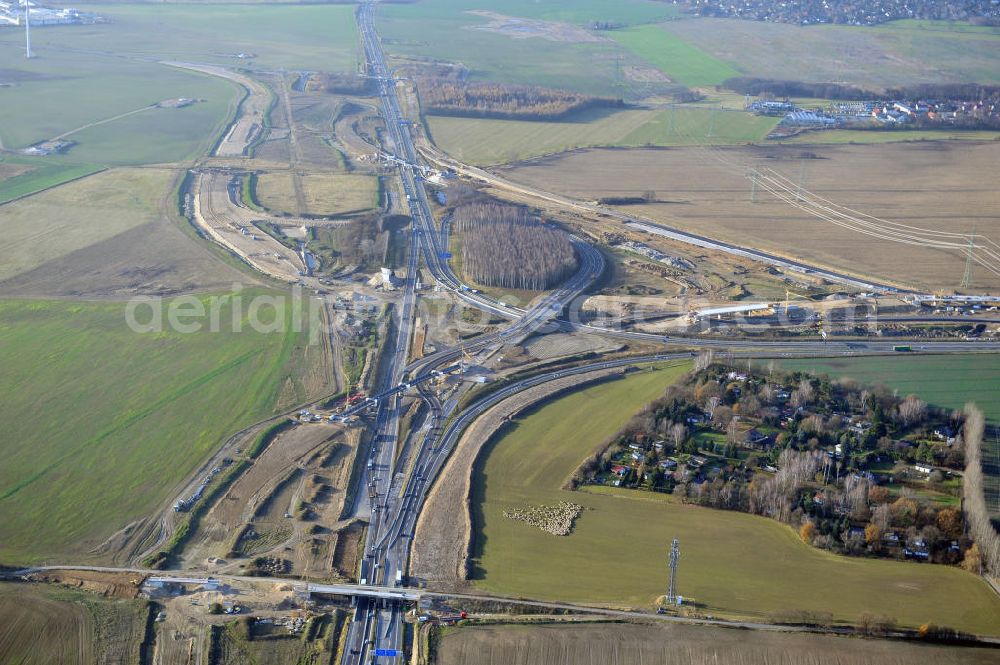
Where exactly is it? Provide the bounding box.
[8,3,995,662]
[341,2,1000,663]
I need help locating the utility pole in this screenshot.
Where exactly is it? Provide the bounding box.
[749,169,759,203]
[707,107,717,138]
[666,538,680,605]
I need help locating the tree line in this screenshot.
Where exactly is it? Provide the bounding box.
[725,76,1000,103]
[454,203,578,291]
[962,405,1000,575]
[418,79,622,121]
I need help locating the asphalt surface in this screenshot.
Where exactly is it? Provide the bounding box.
[345,5,1000,662]
[19,5,997,662]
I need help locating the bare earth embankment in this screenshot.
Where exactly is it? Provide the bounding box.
[410,368,623,588]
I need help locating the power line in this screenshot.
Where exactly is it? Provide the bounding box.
[961,226,976,289]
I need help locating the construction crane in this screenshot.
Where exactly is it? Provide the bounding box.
[782,287,824,328]
[784,287,812,309]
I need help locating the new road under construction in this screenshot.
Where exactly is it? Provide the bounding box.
[9,3,1000,664]
[340,4,1000,665]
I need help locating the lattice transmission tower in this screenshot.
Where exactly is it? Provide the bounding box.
[666,538,680,605]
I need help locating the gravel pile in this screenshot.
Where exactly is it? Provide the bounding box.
[503,501,582,536]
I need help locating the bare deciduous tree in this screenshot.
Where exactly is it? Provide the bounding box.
[705,395,721,419]
[962,405,1000,574]
[669,422,687,448]
[455,204,578,290]
[790,379,815,407]
[694,351,714,372]
[897,394,928,427]
[419,79,617,120]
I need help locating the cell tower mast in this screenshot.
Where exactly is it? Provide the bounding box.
[666,538,680,605]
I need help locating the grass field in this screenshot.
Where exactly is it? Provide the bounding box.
[0,294,329,565]
[255,173,381,218]
[0,168,171,283]
[427,106,778,165]
[7,3,359,72]
[0,3,359,167]
[378,1,677,97]
[0,46,239,165]
[774,355,1000,422]
[470,363,1000,634]
[436,622,1000,665]
[620,107,780,146]
[662,18,1000,90]
[380,0,677,25]
[0,159,104,204]
[0,583,149,665]
[609,24,741,88]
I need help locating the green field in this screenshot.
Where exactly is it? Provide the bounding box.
[427,106,778,165]
[0,168,170,283]
[0,295,327,564]
[471,363,1000,634]
[6,3,359,72]
[0,3,359,168]
[620,106,779,145]
[662,18,1000,90]
[378,1,677,97]
[0,159,104,204]
[774,355,1000,422]
[0,49,238,164]
[609,24,742,88]
[380,0,677,24]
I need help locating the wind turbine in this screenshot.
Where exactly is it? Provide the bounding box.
[24,0,33,59]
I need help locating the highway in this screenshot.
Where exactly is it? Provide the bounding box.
[347,3,508,662]
[348,5,1000,663]
[2,6,995,663]
[342,5,427,660]
[346,5,624,662]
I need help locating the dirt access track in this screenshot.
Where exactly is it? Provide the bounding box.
[191,169,306,281]
[28,570,144,599]
[165,61,270,159]
[466,10,606,43]
[410,368,626,589]
[181,422,362,580]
